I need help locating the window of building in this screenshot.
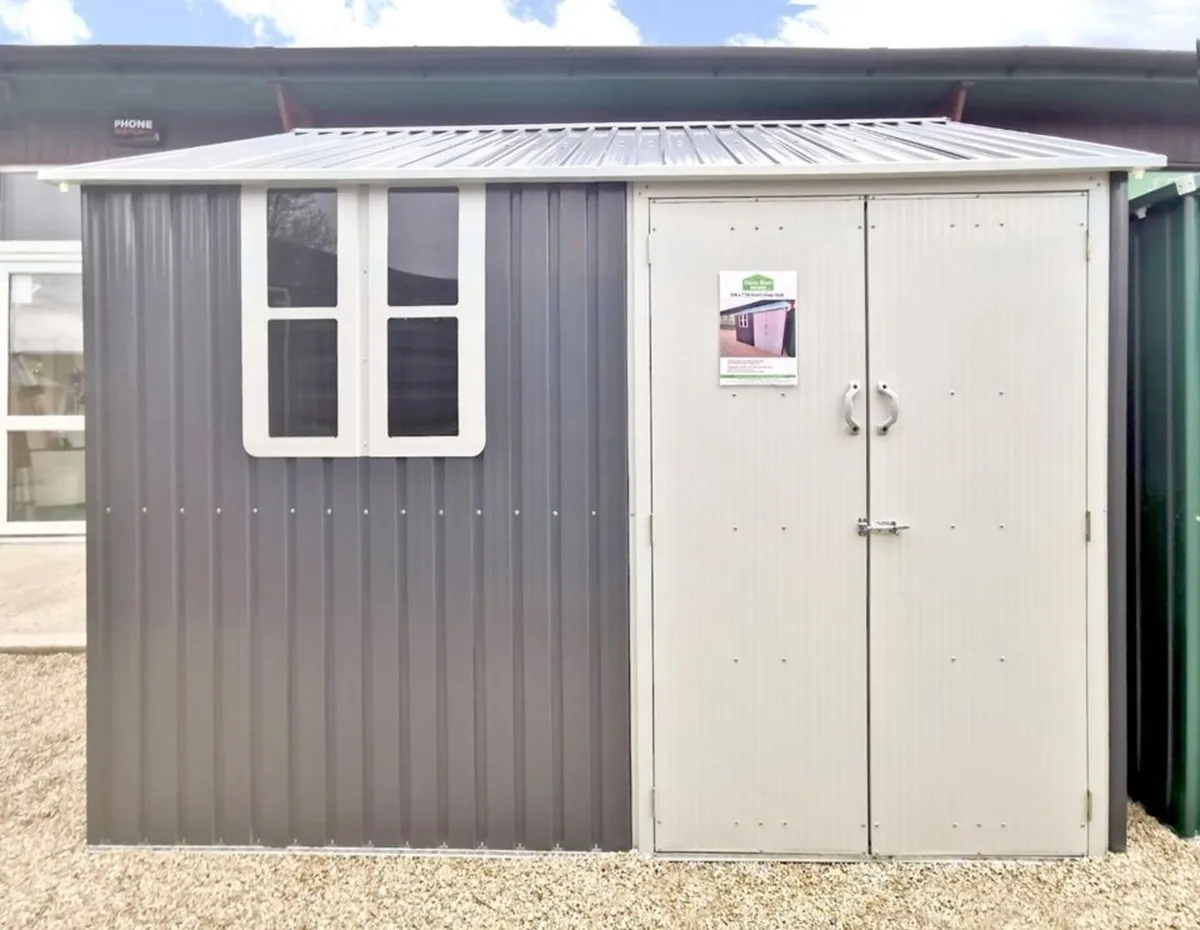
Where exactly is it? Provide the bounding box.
[241,184,485,458]
[0,170,83,535]
[8,430,84,524]
[1,267,85,533]
[0,172,81,241]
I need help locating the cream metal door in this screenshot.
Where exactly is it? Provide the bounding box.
[865,194,1091,856]
[649,197,869,854]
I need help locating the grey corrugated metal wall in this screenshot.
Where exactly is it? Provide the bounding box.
[83,183,631,849]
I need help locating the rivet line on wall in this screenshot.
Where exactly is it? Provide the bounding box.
[101,506,611,516]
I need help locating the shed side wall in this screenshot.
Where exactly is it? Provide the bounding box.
[83,184,632,850]
[1128,186,1200,838]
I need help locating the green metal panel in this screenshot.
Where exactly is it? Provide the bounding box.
[1129,175,1200,836]
[1130,172,1197,200]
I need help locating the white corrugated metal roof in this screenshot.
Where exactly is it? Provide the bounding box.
[41,118,1164,185]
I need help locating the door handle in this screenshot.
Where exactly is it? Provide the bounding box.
[842,381,862,434]
[876,381,899,434]
[856,518,912,536]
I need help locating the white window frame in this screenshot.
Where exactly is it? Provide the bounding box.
[241,186,364,457]
[366,184,486,457]
[241,183,486,458]
[0,245,86,536]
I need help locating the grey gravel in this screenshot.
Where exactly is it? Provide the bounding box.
[0,544,85,635]
[3,655,1200,929]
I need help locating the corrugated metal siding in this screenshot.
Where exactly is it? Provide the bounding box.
[49,118,1162,184]
[1128,181,1200,837]
[83,183,631,849]
[1,114,283,165]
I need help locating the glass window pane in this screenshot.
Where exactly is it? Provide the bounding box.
[267,190,337,308]
[9,273,84,416]
[8,430,85,522]
[0,173,81,241]
[268,319,338,438]
[387,189,458,306]
[387,318,458,437]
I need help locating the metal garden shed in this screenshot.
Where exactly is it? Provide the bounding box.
[1128,174,1200,838]
[44,117,1162,859]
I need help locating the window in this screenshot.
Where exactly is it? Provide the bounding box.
[267,190,337,308]
[0,170,84,535]
[268,319,338,437]
[368,186,484,456]
[8,430,84,523]
[387,189,458,306]
[9,273,84,416]
[241,187,359,457]
[0,173,81,241]
[1,267,85,533]
[241,184,485,458]
[387,318,458,437]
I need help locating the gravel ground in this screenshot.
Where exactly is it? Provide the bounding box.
[0,544,85,635]
[3,656,1200,930]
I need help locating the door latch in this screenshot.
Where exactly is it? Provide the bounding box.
[856,517,912,536]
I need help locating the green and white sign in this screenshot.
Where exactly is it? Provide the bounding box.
[718,270,798,386]
[741,273,776,292]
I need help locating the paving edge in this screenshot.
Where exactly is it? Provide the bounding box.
[0,635,86,655]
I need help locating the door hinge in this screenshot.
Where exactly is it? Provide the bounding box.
[1085,227,1091,262]
[1085,510,1092,542]
[648,513,654,547]
[650,786,658,821]
[1086,790,1093,822]
[646,233,653,266]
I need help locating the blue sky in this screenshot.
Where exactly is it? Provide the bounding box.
[1,0,1198,50]
[67,0,784,46]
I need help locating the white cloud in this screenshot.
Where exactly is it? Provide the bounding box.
[215,0,641,46]
[0,0,90,44]
[731,0,1200,49]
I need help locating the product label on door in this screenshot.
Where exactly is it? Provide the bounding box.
[718,271,798,385]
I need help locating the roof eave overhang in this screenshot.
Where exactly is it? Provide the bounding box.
[2,44,1197,84]
[41,153,1168,186]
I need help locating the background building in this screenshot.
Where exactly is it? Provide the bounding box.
[1,42,1198,538]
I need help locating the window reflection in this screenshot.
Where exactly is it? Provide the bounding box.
[8,431,85,522]
[8,273,84,416]
[268,319,339,437]
[0,173,81,241]
[267,190,338,308]
[387,318,458,437]
[387,189,459,306]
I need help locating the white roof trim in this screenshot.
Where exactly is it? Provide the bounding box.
[40,118,1166,185]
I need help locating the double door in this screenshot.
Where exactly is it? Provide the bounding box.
[649,193,1091,856]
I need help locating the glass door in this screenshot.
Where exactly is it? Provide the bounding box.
[0,259,85,535]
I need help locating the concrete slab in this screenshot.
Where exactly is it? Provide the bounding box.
[0,630,85,653]
[0,542,85,636]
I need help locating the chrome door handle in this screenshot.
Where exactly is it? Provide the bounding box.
[876,381,899,434]
[842,381,862,434]
[856,518,912,536]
